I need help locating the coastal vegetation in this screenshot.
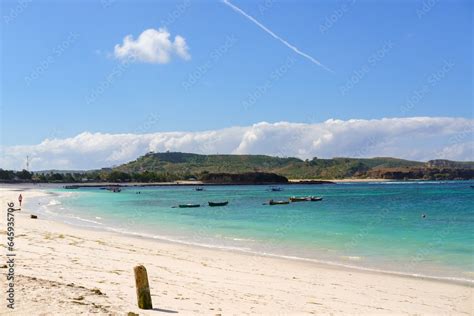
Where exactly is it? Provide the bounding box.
[115,152,474,180]
[0,169,182,183]
[1,152,473,183]
[199,172,288,184]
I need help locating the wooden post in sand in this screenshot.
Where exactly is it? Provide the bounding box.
[133,265,153,309]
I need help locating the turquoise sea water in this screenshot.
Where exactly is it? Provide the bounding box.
[38,181,474,283]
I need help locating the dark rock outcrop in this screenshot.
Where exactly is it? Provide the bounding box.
[199,172,288,184]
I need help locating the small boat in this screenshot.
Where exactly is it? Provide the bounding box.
[208,201,229,207]
[195,187,204,191]
[178,204,201,208]
[289,196,308,202]
[105,187,121,192]
[308,196,323,201]
[269,199,290,205]
[270,187,283,192]
[64,185,79,189]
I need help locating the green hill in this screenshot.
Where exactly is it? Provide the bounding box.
[114,152,473,180]
[115,152,302,175]
[2,152,472,183]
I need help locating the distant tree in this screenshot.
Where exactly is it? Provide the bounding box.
[87,171,101,181]
[63,173,76,182]
[37,174,47,182]
[16,169,32,180]
[107,171,131,182]
[0,169,15,180]
[50,173,64,181]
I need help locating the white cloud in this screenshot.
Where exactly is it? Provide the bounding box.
[1,117,473,170]
[436,142,474,161]
[114,28,190,64]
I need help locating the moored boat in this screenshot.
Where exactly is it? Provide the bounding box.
[178,204,201,208]
[64,185,79,189]
[289,196,307,202]
[208,201,229,207]
[269,199,290,205]
[105,186,121,192]
[270,187,283,192]
[195,187,204,191]
[308,196,323,201]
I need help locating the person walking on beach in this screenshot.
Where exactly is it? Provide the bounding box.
[18,194,23,207]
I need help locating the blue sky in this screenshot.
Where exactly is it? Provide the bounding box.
[0,0,473,169]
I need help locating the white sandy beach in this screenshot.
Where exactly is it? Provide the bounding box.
[0,186,472,315]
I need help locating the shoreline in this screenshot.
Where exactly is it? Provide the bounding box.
[25,191,474,286]
[44,208,474,287]
[10,185,474,286]
[1,186,472,314]
[2,178,473,190]
[3,178,468,189]
[44,193,474,287]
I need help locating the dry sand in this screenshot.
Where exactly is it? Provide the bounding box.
[0,186,472,315]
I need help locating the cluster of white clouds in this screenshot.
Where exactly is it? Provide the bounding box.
[114,28,190,64]
[1,117,472,170]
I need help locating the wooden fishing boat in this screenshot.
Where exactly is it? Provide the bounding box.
[64,185,79,189]
[269,199,290,205]
[104,186,121,192]
[308,196,323,201]
[178,204,201,208]
[208,201,229,207]
[289,196,307,202]
[105,187,121,192]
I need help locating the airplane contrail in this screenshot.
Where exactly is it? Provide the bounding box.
[222,0,333,73]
